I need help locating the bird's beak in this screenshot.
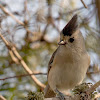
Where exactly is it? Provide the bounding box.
[58,40,67,45]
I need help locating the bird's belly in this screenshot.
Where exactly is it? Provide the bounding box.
[48,63,87,92]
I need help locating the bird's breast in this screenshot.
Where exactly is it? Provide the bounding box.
[48,47,89,92]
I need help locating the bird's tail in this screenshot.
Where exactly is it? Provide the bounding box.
[44,84,56,98]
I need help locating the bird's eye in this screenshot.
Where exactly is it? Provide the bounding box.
[69,38,74,43]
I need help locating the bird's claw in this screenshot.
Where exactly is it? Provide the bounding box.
[58,92,65,100]
[55,88,65,100]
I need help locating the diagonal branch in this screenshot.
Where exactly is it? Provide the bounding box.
[0,32,45,89]
[0,4,24,25]
[87,80,100,94]
[0,4,35,35]
[0,95,6,100]
[80,0,88,8]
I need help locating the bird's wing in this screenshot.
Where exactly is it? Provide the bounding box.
[44,48,58,98]
[48,48,58,75]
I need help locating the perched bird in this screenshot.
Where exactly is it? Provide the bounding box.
[44,14,90,100]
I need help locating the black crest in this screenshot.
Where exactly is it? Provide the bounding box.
[62,14,78,36]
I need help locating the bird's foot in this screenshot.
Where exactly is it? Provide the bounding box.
[55,88,65,100]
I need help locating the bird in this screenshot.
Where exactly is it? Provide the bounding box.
[44,14,90,100]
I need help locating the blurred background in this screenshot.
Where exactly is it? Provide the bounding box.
[0,0,100,100]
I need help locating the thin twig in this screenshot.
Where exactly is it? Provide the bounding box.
[80,0,88,8]
[0,4,35,35]
[0,32,46,89]
[0,4,24,25]
[51,18,60,33]
[65,3,94,15]
[0,72,47,81]
[87,80,100,94]
[40,24,48,41]
[87,71,100,75]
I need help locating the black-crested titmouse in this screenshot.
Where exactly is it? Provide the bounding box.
[44,14,90,100]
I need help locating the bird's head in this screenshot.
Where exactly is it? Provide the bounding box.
[58,14,85,51]
[59,14,79,45]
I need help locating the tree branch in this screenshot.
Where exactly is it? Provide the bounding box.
[0,32,45,89]
[87,80,100,94]
[80,0,88,8]
[0,95,6,100]
[0,72,47,81]
[0,4,24,25]
[0,4,35,35]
